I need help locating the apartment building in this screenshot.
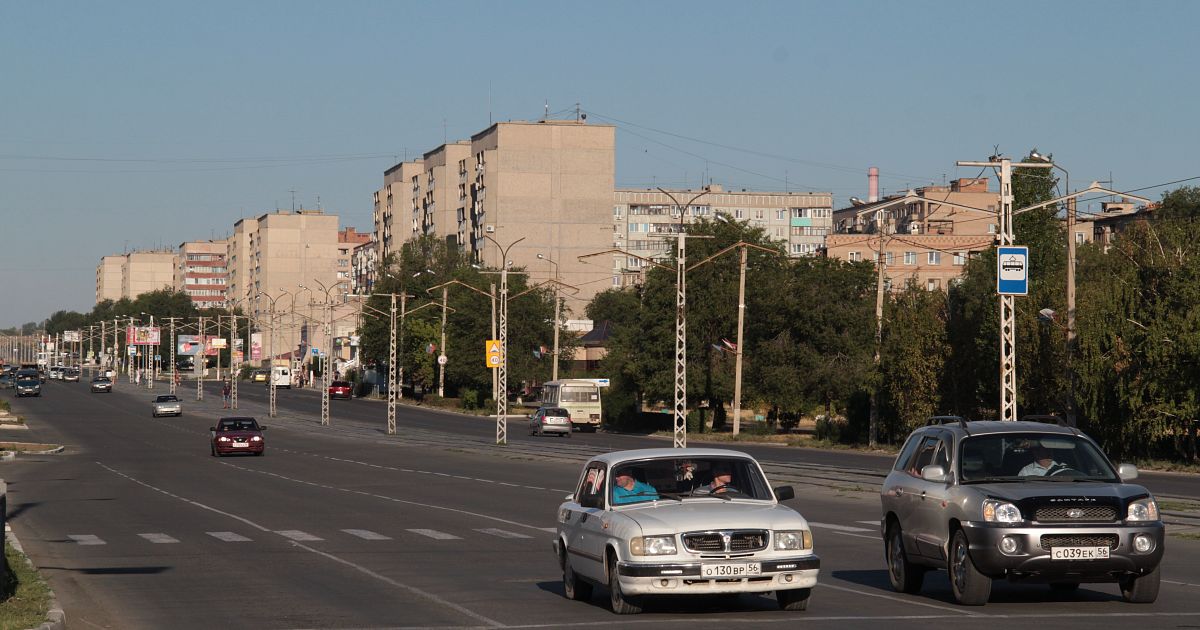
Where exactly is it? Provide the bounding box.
[375,119,616,308]
[94,251,178,304]
[350,236,376,295]
[176,240,228,308]
[825,178,1000,291]
[338,227,370,293]
[1069,200,1151,250]
[612,185,833,285]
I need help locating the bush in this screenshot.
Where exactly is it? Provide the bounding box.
[460,388,481,410]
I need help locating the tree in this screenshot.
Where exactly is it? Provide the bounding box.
[880,286,949,441]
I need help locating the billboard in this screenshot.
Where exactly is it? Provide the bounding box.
[251,333,262,361]
[177,335,202,356]
[127,326,161,345]
[62,330,82,343]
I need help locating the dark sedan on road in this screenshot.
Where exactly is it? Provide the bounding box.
[210,417,265,457]
[328,380,353,399]
[90,376,113,393]
[16,378,41,397]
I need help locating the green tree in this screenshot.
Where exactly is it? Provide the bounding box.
[880,286,949,441]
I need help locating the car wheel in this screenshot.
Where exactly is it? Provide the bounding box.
[608,551,642,614]
[886,524,925,594]
[776,587,811,611]
[1120,565,1160,603]
[948,529,991,606]
[562,551,593,601]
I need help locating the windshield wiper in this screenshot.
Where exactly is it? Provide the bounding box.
[962,477,1023,484]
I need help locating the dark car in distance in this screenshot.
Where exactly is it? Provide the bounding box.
[210,417,265,457]
[16,378,41,397]
[328,380,353,399]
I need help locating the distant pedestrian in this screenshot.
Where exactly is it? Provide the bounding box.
[222,382,231,408]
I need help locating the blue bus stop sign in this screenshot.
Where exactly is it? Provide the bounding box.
[997,246,1029,296]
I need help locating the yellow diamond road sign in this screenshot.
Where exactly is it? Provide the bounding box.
[485,339,502,368]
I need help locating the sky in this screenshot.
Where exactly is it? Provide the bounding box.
[2,0,1198,328]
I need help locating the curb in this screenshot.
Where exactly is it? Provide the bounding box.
[0,445,65,456]
[5,523,66,630]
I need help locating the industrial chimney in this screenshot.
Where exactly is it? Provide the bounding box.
[868,167,879,203]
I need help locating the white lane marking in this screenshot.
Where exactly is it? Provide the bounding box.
[407,529,461,540]
[138,533,180,544]
[207,531,252,542]
[818,582,980,616]
[96,462,502,628]
[276,530,323,542]
[68,534,105,546]
[857,520,880,526]
[1165,579,1200,588]
[476,528,532,539]
[313,454,568,494]
[538,527,558,533]
[808,522,875,533]
[833,531,879,540]
[342,529,391,540]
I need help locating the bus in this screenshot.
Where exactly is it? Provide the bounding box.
[539,379,604,432]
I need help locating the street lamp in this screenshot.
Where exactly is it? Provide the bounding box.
[256,291,285,417]
[537,252,570,382]
[482,235,526,445]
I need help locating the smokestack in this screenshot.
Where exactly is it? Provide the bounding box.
[868,167,879,203]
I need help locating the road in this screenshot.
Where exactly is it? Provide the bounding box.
[2,377,1199,629]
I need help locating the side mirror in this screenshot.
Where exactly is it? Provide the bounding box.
[564,493,575,501]
[774,486,795,501]
[208,427,216,432]
[1117,463,1138,481]
[921,465,947,483]
[259,426,267,431]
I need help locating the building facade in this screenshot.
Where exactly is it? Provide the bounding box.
[612,185,833,285]
[825,178,1000,291]
[176,240,228,308]
[94,251,178,304]
[96,255,125,303]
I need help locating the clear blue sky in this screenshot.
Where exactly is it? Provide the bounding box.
[2,0,1197,327]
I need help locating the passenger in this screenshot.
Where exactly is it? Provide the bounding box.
[1019,446,1062,476]
[611,469,658,505]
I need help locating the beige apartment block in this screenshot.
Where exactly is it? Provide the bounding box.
[338,227,370,293]
[825,178,1000,291]
[351,237,376,295]
[613,185,833,285]
[373,160,424,265]
[177,240,228,309]
[92,251,179,303]
[96,255,125,303]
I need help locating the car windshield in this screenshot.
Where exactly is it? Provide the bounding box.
[93,377,110,383]
[544,408,569,417]
[219,419,259,431]
[959,432,1119,483]
[331,381,350,387]
[609,457,772,505]
[155,396,179,402]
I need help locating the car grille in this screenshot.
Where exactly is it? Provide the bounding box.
[1039,534,1119,551]
[681,530,768,553]
[1035,506,1117,522]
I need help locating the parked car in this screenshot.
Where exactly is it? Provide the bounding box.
[249,370,269,383]
[48,365,63,380]
[210,416,266,457]
[554,448,819,614]
[327,380,353,399]
[529,406,572,437]
[880,416,1163,606]
[63,368,80,382]
[0,374,13,389]
[152,394,183,417]
[90,376,113,393]
[15,378,41,397]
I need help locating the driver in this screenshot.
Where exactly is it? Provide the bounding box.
[706,461,734,493]
[611,469,658,504]
[1019,446,1062,476]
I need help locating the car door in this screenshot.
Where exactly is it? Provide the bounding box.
[911,434,953,559]
[563,463,607,582]
[886,434,934,557]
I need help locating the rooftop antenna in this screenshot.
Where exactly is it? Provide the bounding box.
[575,102,581,121]
[316,194,321,211]
[544,100,549,121]
[488,82,493,126]
[289,188,297,213]
[443,118,447,145]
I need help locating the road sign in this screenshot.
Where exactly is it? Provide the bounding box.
[485,339,502,369]
[437,354,448,366]
[312,347,320,356]
[997,246,1029,296]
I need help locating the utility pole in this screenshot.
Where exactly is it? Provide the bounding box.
[438,286,448,397]
[870,211,890,448]
[483,235,526,445]
[227,314,238,409]
[197,316,205,401]
[163,317,183,395]
[733,245,747,435]
[390,293,400,434]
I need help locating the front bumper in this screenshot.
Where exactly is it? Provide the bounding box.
[214,442,264,454]
[615,555,819,595]
[91,386,111,392]
[538,423,572,434]
[154,406,182,415]
[16,388,39,396]
[961,520,1163,582]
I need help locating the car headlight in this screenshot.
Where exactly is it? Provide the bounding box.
[1127,497,1159,522]
[774,530,813,551]
[250,436,263,442]
[217,437,230,442]
[982,499,1022,523]
[630,535,677,556]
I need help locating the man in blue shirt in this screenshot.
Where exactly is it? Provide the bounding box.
[611,469,658,505]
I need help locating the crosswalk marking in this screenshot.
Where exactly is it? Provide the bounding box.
[68,534,105,546]
[407,529,461,540]
[342,529,391,540]
[476,528,531,539]
[276,530,323,542]
[208,531,252,542]
[138,533,180,544]
[808,522,874,533]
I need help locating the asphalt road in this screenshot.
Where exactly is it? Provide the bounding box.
[3,376,1199,629]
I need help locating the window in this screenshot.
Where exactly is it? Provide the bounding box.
[576,464,607,505]
[614,205,623,218]
[755,209,764,219]
[612,275,621,286]
[1075,231,1085,244]
[735,209,745,219]
[954,251,966,265]
[904,251,916,265]
[927,278,940,291]
[928,252,941,265]
[777,209,787,221]
[849,251,862,262]
[987,224,998,235]
[885,252,895,266]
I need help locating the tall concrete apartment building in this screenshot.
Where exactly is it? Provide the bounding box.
[94,251,178,304]
[375,119,616,308]
[176,240,228,308]
[824,178,1000,291]
[337,228,371,293]
[226,210,344,361]
[612,185,833,285]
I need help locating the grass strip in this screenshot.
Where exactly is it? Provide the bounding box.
[0,541,52,630]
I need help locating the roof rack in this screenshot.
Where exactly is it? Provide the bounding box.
[926,415,969,430]
[1019,414,1077,428]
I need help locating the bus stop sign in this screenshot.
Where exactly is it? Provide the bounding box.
[997,246,1029,296]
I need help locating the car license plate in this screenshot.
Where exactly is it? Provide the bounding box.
[232,442,248,448]
[1051,546,1109,560]
[702,562,761,577]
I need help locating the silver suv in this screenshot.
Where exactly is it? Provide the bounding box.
[880,417,1163,606]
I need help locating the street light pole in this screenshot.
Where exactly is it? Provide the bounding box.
[483,235,526,445]
[537,253,562,381]
[438,285,448,397]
